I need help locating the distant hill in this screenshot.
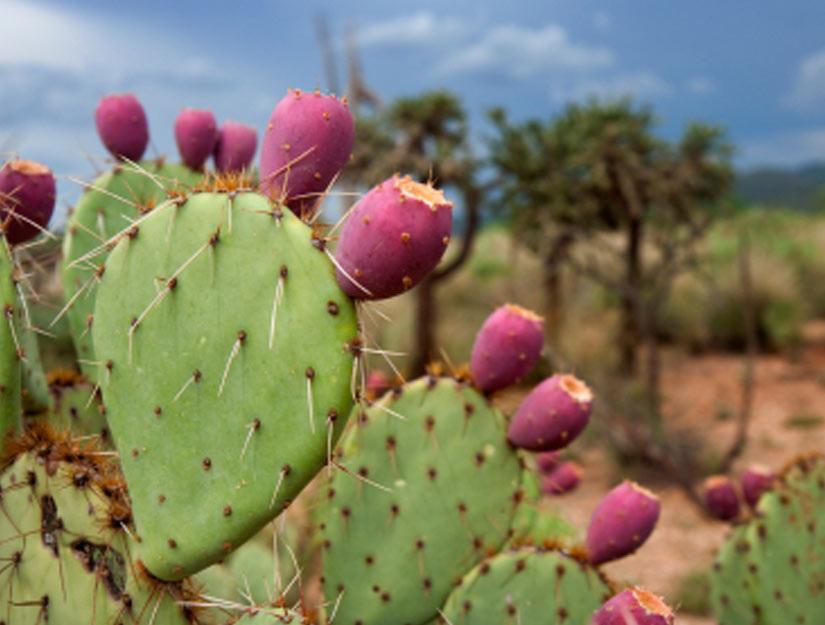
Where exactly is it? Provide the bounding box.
[736,162,825,212]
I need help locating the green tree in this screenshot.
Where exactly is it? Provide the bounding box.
[488,99,733,384]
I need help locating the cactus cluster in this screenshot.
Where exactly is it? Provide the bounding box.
[710,453,825,624]
[0,86,685,625]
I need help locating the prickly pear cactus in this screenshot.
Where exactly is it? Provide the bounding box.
[318,376,523,625]
[439,547,613,625]
[0,425,208,624]
[0,240,21,442]
[508,469,577,548]
[93,188,358,581]
[46,379,109,442]
[61,160,203,379]
[19,321,50,413]
[710,453,825,624]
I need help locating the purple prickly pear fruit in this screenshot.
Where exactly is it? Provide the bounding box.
[259,89,355,216]
[586,480,660,565]
[507,373,593,451]
[94,93,149,161]
[174,108,218,170]
[590,587,675,625]
[213,121,258,173]
[334,175,453,300]
[366,370,390,398]
[703,475,740,521]
[535,450,561,475]
[741,464,774,508]
[542,460,581,495]
[470,304,544,392]
[0,159,56,245]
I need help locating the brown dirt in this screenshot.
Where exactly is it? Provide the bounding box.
[521,322,825,624]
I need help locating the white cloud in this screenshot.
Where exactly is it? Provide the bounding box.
[358,11,467,48]
[786,48,825,111]
[737,128,825,168]
[0,0,228,83]
[438,24,614,78]
[686,76,714,95]
[552,71,672,103]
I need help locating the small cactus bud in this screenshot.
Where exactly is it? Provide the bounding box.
[535,450,561,475]
[740,464,773,508]
[174,108,218,170]
[586,481,660,565]
[213,121,258,173]
[541,461,581,495]
[365,371,390,399]
[703,475,740,521]
[470,304,544,393]
[94,93,149,161]
[507,374,592,451]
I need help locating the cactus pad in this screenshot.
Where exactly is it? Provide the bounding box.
[61,160,203,379]
[710,453,825,625]
[319,376,523,625]
[439,547,612,625]
[0,240,21,443]
[0,426,208,624]
[93,190,358,581]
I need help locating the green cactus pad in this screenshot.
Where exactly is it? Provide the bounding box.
[710,453,825,624]
[47,380,109,442]
[440,547,612,625]
[0,240,21,443]
[0,427,209,624]
[19,323,50,414]
[61,160,203,380]
[233,607,310,624]
[93,190,357,581]
[319,376,523,625]
[508,469,577,548]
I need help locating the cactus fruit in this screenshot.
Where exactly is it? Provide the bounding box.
[61,160,203,380]
[94,93,150,162]
[470,304,544,392]
[365,370,390,399]
[175,108,219,170]
[507,373,593,451]
[334,175,453,300]
[740,464,773,508]
[590,587,675,625]
[710,453,825,625]
[319,376,522,625]
[0,425,208,624]
[703,475,740,521]
[214,121,258,173]
[92,188,358,581]
[0,159,56,246]
[536,450,560,475]
[586,481,660,565]
[439,547,613,625]
[542,460,582,495]
[0,240,22,443]
[259,89,355,217]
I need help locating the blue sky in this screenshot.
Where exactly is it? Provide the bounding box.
[3,0,825,214]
